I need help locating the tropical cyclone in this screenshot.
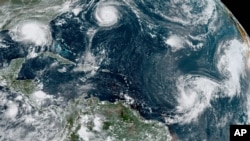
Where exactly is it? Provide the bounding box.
[94,5,119,27]
[11,21,51,46]
[94,1,121,27]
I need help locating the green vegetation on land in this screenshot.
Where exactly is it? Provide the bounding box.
[64,97,171,141]
[0,58,37,95]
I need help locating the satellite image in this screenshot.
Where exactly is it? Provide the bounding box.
[0,0,250,141]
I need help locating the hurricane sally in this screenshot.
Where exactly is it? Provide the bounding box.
[0,0,250,141]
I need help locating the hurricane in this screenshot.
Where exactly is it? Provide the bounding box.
[94,3,119,27]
